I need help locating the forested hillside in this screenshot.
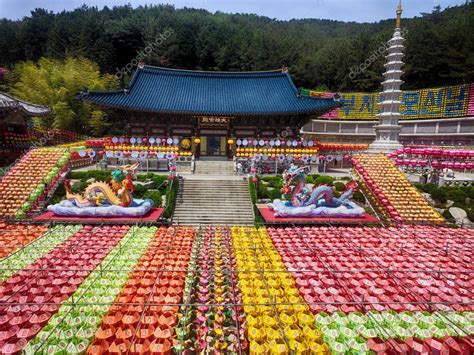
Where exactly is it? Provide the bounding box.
[0,2,473,92]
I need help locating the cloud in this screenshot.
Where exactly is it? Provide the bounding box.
[0,0,467,22]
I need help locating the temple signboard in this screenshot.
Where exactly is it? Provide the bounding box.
[197,116,232,127]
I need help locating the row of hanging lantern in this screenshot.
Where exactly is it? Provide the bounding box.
[389,146,474,170]
[103,150,181,160]
[107,136,182,145]
[235,138,317,147]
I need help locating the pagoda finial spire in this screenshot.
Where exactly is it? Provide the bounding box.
[396,0,403,29]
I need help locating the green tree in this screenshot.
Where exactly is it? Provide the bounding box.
[9,57,118,135]
[89,110,108,136]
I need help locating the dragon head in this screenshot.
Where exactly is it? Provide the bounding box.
[281,165,308,195]
[120,162,139,175]
[112,163,139,184]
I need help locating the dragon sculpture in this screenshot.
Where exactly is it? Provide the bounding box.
[64,163,138,207]
[269,164,365,218]
[48,163,153,217]
[281,165,358,208]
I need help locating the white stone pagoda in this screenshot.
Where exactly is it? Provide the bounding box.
[368,0,404,153]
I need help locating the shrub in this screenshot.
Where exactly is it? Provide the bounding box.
[268,178,283,189]
[257,184,270,199]
[423,183,438,194]
[249,177,261,224]
[269,188,282,200]
[68,171,87,179]
[430,187,448,204]
[314,176,334,186]
[465,207,474,223]
[163,178,178,218]
[447,189,467,203]
[150,175,169,191]
[334,182,345,192]
[133,184,147,197]
[70,170,111,182]
[78,180,89,192]
[352,191,366,204]
[467,187,474,200]
[442,209,455,223]
[413,183,423,191]
[142,190,162,207]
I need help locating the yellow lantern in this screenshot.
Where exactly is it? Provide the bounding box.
[227,138,234,145]
[194,138,201,144]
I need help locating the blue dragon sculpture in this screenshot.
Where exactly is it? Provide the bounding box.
[269,165,365,218]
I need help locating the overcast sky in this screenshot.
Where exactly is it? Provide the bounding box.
[0,0,468,22]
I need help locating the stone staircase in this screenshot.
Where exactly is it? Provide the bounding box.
[172,179,254,225]
[195,160,234,175]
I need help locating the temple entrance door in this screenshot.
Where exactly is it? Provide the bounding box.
[206,136,223,156]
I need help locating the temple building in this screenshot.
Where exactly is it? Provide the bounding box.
[80,66,340,158]
[0,92,51,165]
[0,92,50,134]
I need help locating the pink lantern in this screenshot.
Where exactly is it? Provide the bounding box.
[431,161,439,168]
[252,177,258,183]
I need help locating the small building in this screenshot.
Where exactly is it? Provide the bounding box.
[0,92,50,164]
[80,65,339,159]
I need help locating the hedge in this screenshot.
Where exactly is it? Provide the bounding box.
[163,178,178,218]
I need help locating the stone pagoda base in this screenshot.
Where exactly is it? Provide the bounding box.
[367,140,403,154]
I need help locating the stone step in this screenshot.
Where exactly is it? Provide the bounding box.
[174,220,254,224]
[181,183,246,185]
[174,211,254,216]
[180,195,249,199]
[172,177,253,224]
[174,203,252,207]
[181,187,247,191]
